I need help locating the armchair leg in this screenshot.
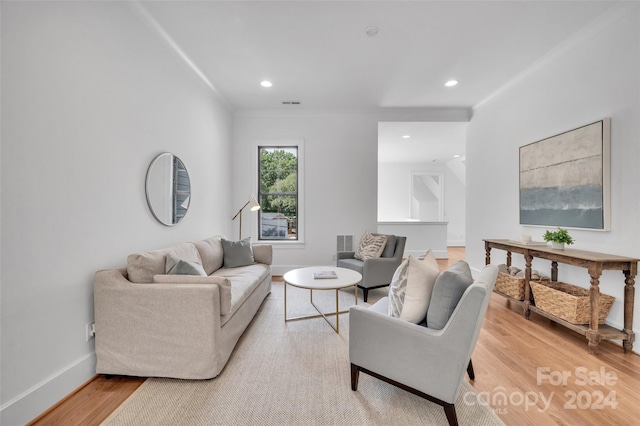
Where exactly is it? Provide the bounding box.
[362,288,369,303]
[467,359,475,381]
[443,403,459,426]
[352,363,460,426]
[350,363,360,391]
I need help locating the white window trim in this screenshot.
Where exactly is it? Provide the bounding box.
[253,139,305,247]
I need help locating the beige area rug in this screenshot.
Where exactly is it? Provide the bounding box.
[102,282,504,426]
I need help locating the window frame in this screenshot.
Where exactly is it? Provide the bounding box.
[254,140,304,246]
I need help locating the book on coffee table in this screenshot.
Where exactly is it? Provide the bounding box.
[313,270,338,279]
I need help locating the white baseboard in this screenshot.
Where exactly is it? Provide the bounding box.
[272,250,450,276]
[1,352,96,425]
[447,240,465,247]
[272,265,309,276]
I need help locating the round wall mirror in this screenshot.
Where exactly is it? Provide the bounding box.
[145,153,191,226]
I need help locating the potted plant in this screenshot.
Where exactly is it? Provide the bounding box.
[543,227,574,250]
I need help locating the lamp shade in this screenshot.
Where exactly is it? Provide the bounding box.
[249,194,261,211]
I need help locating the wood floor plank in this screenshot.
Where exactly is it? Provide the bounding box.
[30,246,640,425]
[28,375,145,426]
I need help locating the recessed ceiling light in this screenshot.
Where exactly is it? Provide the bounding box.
[453,154,461,158]
[366,26,379,37]
[402,135,411,139]
[260,81,273,88]
[445,80,458,87]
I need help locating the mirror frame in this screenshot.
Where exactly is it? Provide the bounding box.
[145,152,191,226]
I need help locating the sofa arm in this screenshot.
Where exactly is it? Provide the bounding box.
[94,269,222,379]
[253,244,273,265]
[153,274,232,315]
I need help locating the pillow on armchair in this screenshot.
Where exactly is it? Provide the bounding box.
[426,260,474,330]
[354,231,387,261]
[388,254,440,323]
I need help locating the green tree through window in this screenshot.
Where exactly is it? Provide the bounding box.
[258,147,298,240]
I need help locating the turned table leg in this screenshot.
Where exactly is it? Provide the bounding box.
[524,253,532,319]
[623,270,636,354]
[485,243,491,266]
[587,265,603,354]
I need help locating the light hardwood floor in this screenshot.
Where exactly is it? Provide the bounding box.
[30,247,640,425]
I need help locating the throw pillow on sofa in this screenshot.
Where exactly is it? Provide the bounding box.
[426,260,474,330]
[221,237,255,268]
[354,231,387,261]
[166,253,207,276]
[126,242,202,283]
[388,254,440,323]
[192,235,225,275]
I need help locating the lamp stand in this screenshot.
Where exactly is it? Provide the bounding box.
[232,200,251,240]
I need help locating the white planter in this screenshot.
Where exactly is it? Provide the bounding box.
[550,241,565,250]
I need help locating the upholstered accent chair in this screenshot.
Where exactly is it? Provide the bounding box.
[349,264,499,426]
[337,234,406,302]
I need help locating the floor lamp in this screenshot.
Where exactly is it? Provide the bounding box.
[232,194,261,239]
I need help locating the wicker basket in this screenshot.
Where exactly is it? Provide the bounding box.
[530,281,615,324]
[495,272,526,301]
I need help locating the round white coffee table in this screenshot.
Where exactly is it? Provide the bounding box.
[283,266,362,333]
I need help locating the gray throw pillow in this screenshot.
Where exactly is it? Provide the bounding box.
[221,237,255,268]
[165,253,207,276]
[426,260,474,330]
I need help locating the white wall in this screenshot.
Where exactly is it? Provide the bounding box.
[378,161,466,245]
[466,3,640,347]
[0,2,233,424]
[232,109,469,275]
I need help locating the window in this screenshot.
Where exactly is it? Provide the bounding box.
[258,146,298,240]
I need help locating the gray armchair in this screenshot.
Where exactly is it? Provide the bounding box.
[349,264,498,426]
[337,234,406,302]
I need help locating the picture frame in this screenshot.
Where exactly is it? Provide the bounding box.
[519,118,610,230]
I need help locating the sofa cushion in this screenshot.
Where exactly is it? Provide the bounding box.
[213,264,271,325]
[427,260,474,330]
[127,242,202,283]
[388,255,439,323]
[193,235,225,275]
[354,231,387,261]
[153,274,232,315]
[166,253,207,276]
[336,258,364,274]
[222,237,255,268]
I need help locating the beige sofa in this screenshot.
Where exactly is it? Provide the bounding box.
[94,236,272,380]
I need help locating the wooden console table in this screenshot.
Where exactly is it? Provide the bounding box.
[484,239,637,354]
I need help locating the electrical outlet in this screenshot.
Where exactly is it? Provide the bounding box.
[86,322,95,341]
[331,253,337,261]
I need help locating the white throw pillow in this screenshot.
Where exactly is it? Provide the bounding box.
[388,255,440,323]
[421,249,439,270]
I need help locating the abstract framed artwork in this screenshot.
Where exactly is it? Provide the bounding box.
[519,118,610,230]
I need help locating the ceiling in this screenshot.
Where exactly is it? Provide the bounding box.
[138,1,618,163]
[378,122,467,164]
[140,1,617,111]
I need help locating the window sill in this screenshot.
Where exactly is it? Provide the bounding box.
[257,240,305,249]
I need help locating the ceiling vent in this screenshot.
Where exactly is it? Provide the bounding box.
[282,101,301,105]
